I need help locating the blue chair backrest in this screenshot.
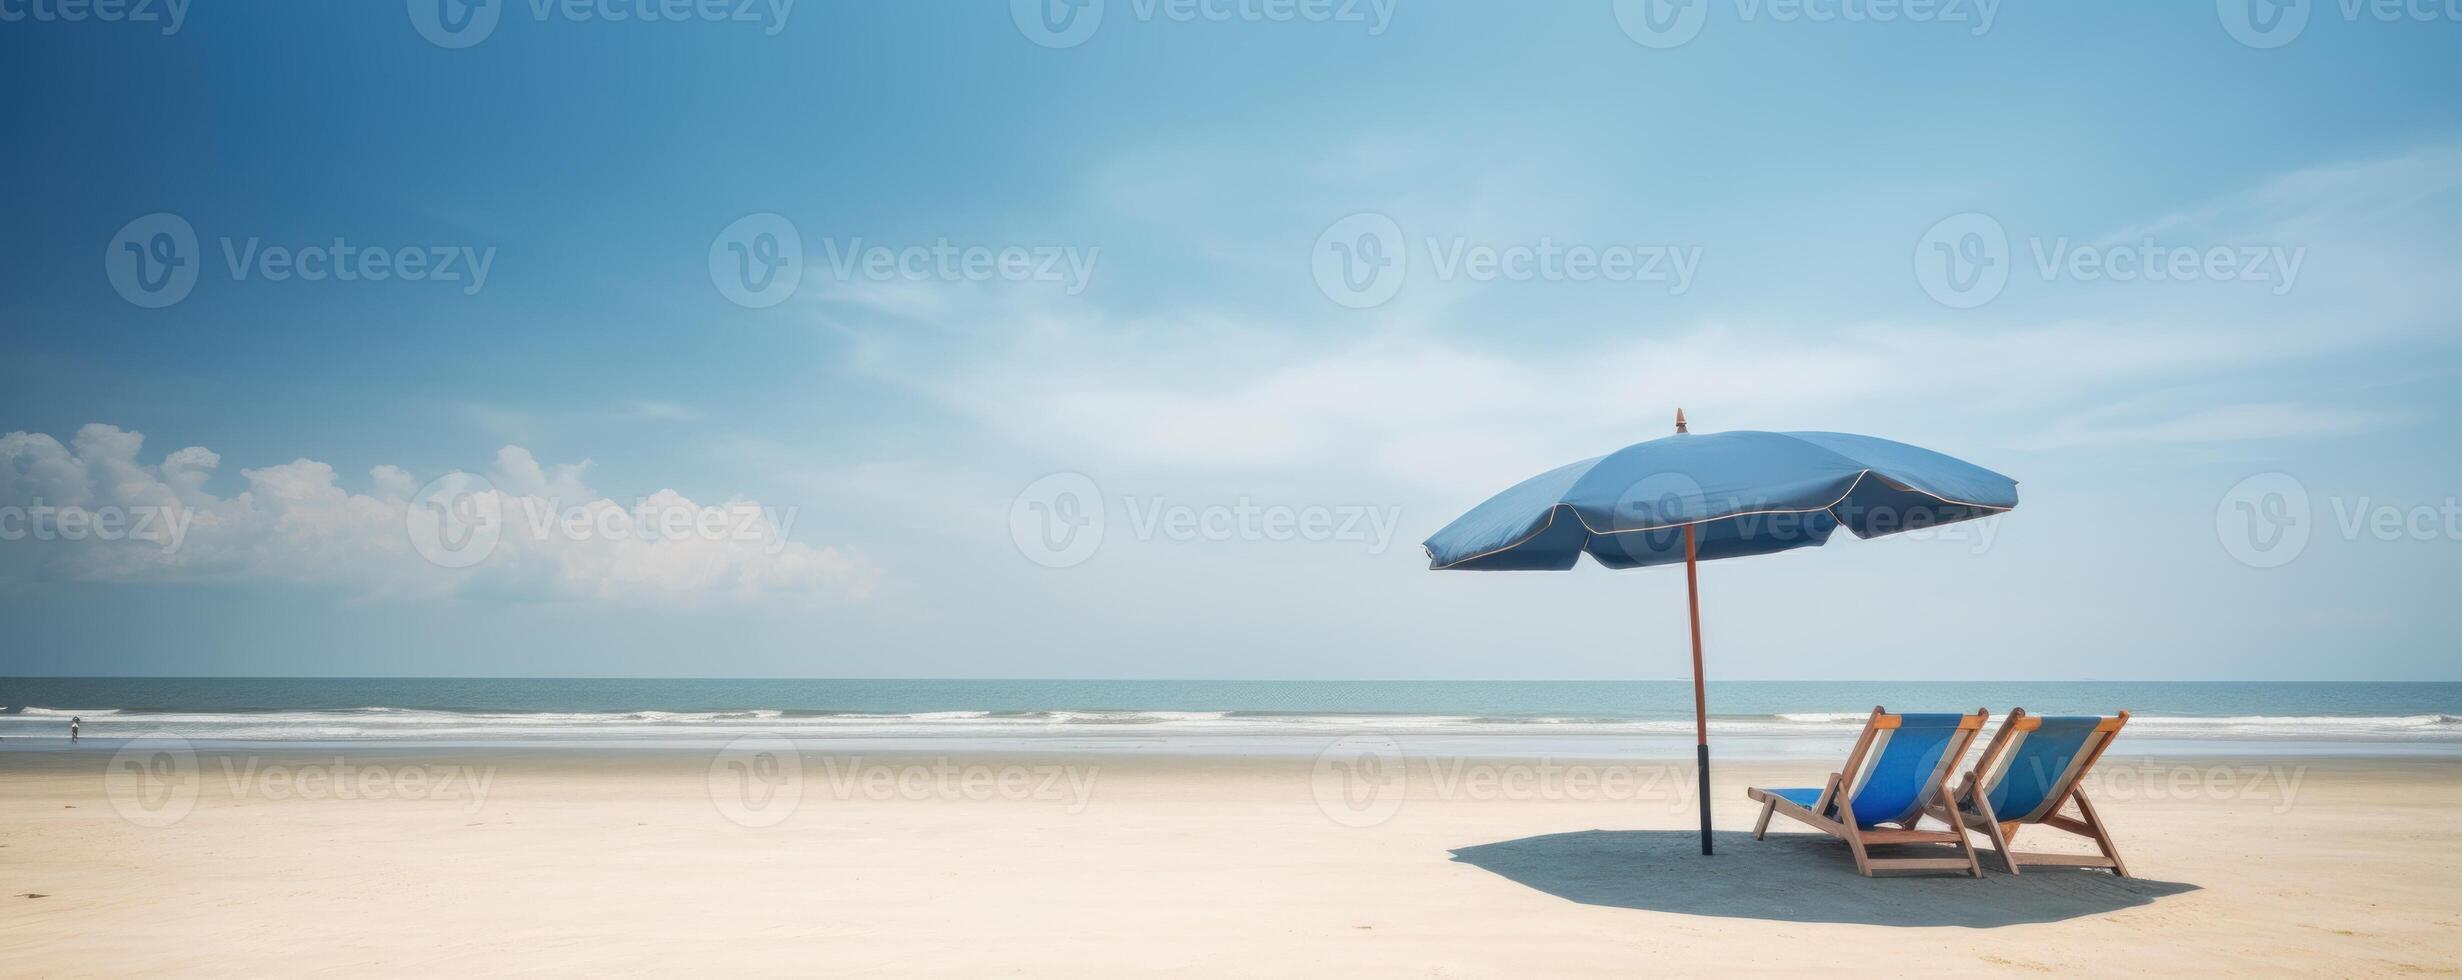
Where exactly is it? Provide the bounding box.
[1843,712,1975,827]
[1983,716,2115,823]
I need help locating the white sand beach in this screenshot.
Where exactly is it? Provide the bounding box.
[4,747,2457,976]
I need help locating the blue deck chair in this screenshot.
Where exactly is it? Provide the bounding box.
[1746,707,1989,877]
[1927,709,2133,876]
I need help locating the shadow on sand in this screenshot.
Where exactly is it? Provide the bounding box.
[1449,830,2198,927]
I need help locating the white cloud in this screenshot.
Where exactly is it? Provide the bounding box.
[0,424,876,604]
[818,144,2453,489]
[838,293,2406,492]
[2105,144,2462,245]
[619,400,703,422]
[2011,402,2403,451]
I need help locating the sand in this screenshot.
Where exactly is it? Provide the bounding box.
[3,745,2457,976]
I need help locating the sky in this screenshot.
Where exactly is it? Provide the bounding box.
[0,1,2457,680]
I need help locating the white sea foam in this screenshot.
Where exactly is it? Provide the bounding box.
[3,706,2453,744]
[2129,714,2456,728]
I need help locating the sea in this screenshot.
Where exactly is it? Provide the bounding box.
[3,678,2456,758]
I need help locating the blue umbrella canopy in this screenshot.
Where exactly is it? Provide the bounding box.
[1423,428,2018,571]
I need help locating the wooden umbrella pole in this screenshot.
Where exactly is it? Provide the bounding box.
[1685,521,1712,856]
[1675,408,1711,856]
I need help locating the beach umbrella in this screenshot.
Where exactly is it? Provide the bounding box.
[1421,411,2018,855]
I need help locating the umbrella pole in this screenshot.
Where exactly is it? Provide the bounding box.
[1684,522,1712,856]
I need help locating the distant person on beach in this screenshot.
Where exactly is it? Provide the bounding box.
[70,716,80,741]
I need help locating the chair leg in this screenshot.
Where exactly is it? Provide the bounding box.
[1838,815,1874,877]
[2070,789,2130,878]
[1936,785,1983,878]
[1754,798,1776,840]
[1970,794,2019,875]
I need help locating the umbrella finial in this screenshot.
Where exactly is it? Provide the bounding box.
[1675,408,1689,434]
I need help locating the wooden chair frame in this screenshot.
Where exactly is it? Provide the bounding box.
[1926,708,2133,877]
[1745,706,1989,878]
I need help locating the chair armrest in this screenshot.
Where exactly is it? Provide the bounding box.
[1810,770,1848,817]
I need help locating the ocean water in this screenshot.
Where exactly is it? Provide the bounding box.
[2,678,2456,756]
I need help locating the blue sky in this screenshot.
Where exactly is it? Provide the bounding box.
[1,1,2457,679]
